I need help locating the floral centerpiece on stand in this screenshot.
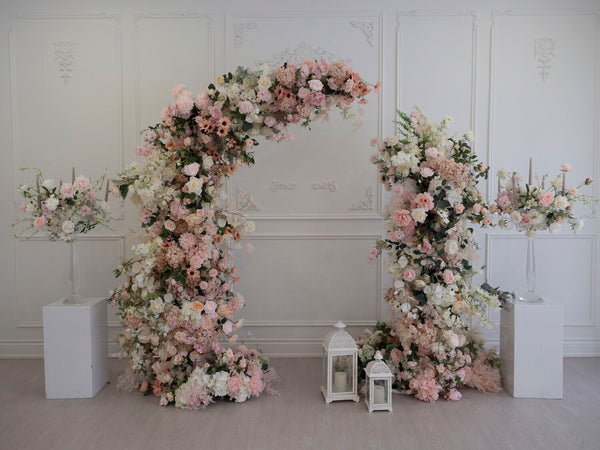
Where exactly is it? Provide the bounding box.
[109,60,377,408]
[14,168,110,303]
[492,161,595,302]
[358,110,509,402]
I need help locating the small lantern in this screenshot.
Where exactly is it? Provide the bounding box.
[364,350,393,412]
[321,321,359,403]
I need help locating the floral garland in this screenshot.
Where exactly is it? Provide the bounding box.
[14,168,109,243]
[358,110,505,402]
[110,60,376,408]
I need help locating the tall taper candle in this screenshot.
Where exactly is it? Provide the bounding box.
[512,175,517,207]
[562,173,566,195]
[104,179,109,202]
[35,177,41,209]
[529,157,532,185]
[72,166,75,183]
[497,177,501,196]
[541,175,545,190]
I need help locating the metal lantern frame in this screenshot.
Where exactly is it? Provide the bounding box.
[364,350,393,412]
[321,321,359,403]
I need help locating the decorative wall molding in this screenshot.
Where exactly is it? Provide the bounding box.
[265,42,338,67]
[53,41,76,84]
[311,180,337,192]
[271,179,297,192]
[348,186,374,211]
[233,22,257,48]
[534,37,556,82]
[350,20,375,47]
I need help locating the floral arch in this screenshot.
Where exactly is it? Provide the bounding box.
[110,58,503,409]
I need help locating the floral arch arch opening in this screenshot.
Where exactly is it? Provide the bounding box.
[111,58,503,409]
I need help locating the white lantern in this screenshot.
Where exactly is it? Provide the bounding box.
[364,350,393,412]
[321,321,359,403]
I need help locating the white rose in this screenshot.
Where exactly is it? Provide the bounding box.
[183,177,203,195]
[244,221,255,233]
[202,155,214,169]
[443,330,460,349]
[510,211,522,223]
[444,239,459,255]
[464,131,475,142]
[62,220,75,234]
[149,298,164,314]
[398,255,408,268]
[74,176,91,191]
[45,197,59,211]
[549,222,561,233]
[554,196,569,209]
[42,179,55,190]
[385,135,400,146]
[411,208,427,223]
[574,219,584,232]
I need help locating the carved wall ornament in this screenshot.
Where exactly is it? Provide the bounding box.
[233,22,257,48]
[54,41,76,85]
[271,180,297,192]
[311,180,337,192]
[348,186,374,211]
[235,187,261,212]
[350,20,375,48]
[534,38,555,82]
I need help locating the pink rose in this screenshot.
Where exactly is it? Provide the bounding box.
[297,87,310,99]
[425,147,438,158]
[183,163,200,177]
[455,368,466,381]
[442,270,455,283]
[248,376,264,396]
[33,216,47,228]
[189,254,203,269]
[204,301,216,312]
[308,79,323,91]
[60,183,76,198]
[539,191,554,207]
[561,164,572,172]
[521,214,532,224]
[420,167,434,178]
[412,193,434,211]
[223,320,233,334]
[403,268,416,282]
[454,204,465,214]
[164,220,176,231]
[74,176,91,191]
[391,348,403,364]
[392,185,404,196]
[238,100,253,114]
[446,388,462,401]
[80,205,91,216]
[472,203,482,213]
[421,239,432,253]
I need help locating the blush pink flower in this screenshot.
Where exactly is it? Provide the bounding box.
[539,191,554,207]
[74,176,91,191]
[367,247,379,264]
[80,205,91,216]
[425,147,438,159]
[454,203,465,214]
[248,376,264,396]
[442,270,455,284]
[412,193,434,211]
[238,100,253,114]
[183,163,200,177]
[164,220,176,232]
[420,167,434,178]
[392,209,413,227]
[520,214,532,224]
[391,348,403,364]
[226,375,243,395]
[33,216,47,228]
[308,79,323,91]
[392,185,404,196]
[446,388,462,401]
[403,268,416,282]
[60,183,76,198]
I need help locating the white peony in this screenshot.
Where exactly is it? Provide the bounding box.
[510,211,522,223]
[554,196,569,209]
[61,220,75,234]
[45,197,59,211]
[444,239,459,255]
[549,222,561,233]
[496,168,509,179]
[149,298,164,314]
[385,135,400,146]
[42,179,55,190]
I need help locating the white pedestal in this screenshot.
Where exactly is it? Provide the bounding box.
[500,299,563,399]
[43,297,108,399]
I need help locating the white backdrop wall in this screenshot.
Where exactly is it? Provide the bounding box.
[1,0,598,358]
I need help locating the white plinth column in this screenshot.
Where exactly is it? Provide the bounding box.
[500,299,564,399]
[43,297,108,399]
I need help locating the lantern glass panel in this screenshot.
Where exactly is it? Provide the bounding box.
[373,379,388,405]
[322,349,327,391]
[332,355,353,393]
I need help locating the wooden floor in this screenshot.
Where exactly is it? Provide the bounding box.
[1,357,599,450]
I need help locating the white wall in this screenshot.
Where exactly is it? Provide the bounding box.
[1,0,598,358]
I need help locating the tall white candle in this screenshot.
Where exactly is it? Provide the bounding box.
[373,385,385,404]
[562,173,566,195]
[334,372,347,392]
[528,157,532,185]
[497,177,501,195]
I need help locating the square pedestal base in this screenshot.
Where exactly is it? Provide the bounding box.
[500,299,563,399]
[43,297,108,399]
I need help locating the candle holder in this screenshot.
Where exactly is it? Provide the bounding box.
[321,321,359,403]
[364,350,393,412]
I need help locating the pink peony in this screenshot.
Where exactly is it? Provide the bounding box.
[420,167,434,178]
[392,209,413,227]
[425,147,438,158]
[412,193,434,211]
[391,348,403,364]
[248,376,264,396]
[60,183,76,198]
[226,375,243,395]
[33,216,47,228]
[80,205,91,216]
[238,100,253,114]
[446,388,462,401]
[539,191,554,207]
[392,184,404,196]
[183,163,200,177]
